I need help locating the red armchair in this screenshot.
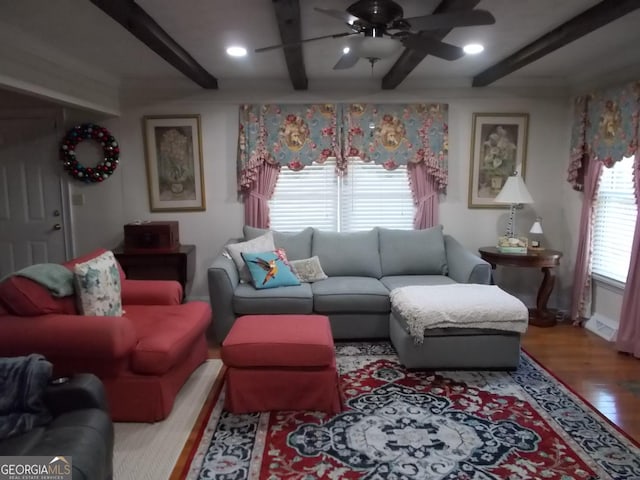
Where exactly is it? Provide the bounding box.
[0,249,211,422]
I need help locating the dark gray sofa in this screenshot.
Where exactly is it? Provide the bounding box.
[208,226,491,343]
[0,372,113,480]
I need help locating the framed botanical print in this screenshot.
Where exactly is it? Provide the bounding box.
[468,113,529,208]
[142,114,206,212]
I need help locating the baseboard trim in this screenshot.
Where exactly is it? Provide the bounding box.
[585,313,618,342]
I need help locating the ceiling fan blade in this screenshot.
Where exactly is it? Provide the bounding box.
[401,34,465,61]
[314,7,359,26]
[255,32,353,53]
[403,9,495,32]
[333,51,360,70]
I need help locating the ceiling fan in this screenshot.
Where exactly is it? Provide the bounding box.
[255,0,495,70]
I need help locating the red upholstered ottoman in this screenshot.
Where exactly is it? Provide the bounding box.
[222,314,342,414]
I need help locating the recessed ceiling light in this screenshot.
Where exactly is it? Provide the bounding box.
[343,47,350,54]
[463,43,484,55]
[226,46,247,57]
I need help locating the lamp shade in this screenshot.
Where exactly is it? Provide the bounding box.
[349,36,401,59]
[529,218,543,234]
[494,175,534,204]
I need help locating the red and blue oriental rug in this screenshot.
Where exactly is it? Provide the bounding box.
[180,343,640,479]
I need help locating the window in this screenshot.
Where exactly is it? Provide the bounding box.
[269,158,415,232]
[591,156,637,284]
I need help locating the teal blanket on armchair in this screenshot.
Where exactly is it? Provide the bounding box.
[13,263,74,297]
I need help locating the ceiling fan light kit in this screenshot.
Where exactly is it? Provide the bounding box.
[348,36,401,61]
[255,0,495,71]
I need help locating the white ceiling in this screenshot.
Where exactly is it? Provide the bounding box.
[1,0,640,93]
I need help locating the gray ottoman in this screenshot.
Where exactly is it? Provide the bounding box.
[389,285,527,370]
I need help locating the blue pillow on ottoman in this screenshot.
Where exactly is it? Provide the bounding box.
[241,249,301,290]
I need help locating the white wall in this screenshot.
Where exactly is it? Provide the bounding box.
[63,86,579,306]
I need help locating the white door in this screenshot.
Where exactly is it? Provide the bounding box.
[0,111,66,277]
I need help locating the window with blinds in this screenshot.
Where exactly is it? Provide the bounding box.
[269,158,415,232]
[591,155,637,284]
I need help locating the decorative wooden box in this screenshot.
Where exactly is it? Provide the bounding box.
[124,221,179,251]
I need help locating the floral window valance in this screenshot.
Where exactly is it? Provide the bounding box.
[567,95,590,190]
[238,102,449,192]
[567,81,640,189]
[238,104,340,192]
[344,103,449,190]
[588,82,640,165]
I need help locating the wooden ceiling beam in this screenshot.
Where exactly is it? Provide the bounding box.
[272,0,308,90]
[89,0,218,89]
[472,0,640,87]
[382,0,481,90]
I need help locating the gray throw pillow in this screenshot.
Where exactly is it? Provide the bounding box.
[225,231,276,282]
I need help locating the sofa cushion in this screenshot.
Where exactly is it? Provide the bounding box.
[380,275,456,291]
[379,226,448,276]
[73,251,123,317]
[241,249,301,289]
[233,283,313,315]
[243,226,313,260]
[311,277,390,313]
[128,302,211,375]
[0,276,77,316]
[312,229,382,278]
[222,314,334,368]
[226,232,275,283]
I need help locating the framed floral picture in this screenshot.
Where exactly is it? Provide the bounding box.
[142,115,206,212]
[468,113,529,208]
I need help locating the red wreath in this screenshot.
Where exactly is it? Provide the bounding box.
[60,123,119,182]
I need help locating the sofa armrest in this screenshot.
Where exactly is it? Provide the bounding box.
[45,373,109,415]
[444,235,491,284]
[121,279,182,305]
[208,251,240,343]
[0,314,136,361]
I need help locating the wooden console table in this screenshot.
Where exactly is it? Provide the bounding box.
[113,244,195,299]
[478,246,562,327]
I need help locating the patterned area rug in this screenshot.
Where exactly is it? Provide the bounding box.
[181,343,640,479]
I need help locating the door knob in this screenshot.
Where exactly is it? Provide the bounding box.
[53,223,62,231]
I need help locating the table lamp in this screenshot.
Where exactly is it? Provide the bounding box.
[494,174,534,253]
[529,217,543,249]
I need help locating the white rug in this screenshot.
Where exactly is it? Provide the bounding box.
[113,359,223,480]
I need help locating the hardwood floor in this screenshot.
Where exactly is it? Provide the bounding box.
[207,322,640,445]
[522,321,640,444]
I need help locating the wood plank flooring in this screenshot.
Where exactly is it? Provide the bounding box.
[522,321,640,444]
[207,322,640,445]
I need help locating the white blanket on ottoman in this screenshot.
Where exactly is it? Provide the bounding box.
[390,284,528,343]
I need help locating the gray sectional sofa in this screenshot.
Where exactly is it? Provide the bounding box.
[208,225,491,343]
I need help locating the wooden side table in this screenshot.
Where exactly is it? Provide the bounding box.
[113,244,196,299]
[478,246,563,327]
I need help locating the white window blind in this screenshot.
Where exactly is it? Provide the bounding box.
[341,160,414,231]
[269,160,338,232]
[591,155,637,284]
[269,158,415,232]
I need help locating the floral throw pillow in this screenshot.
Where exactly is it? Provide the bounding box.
[289,256,328,282]
[73,251,123,316]
[241,248,301,290]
